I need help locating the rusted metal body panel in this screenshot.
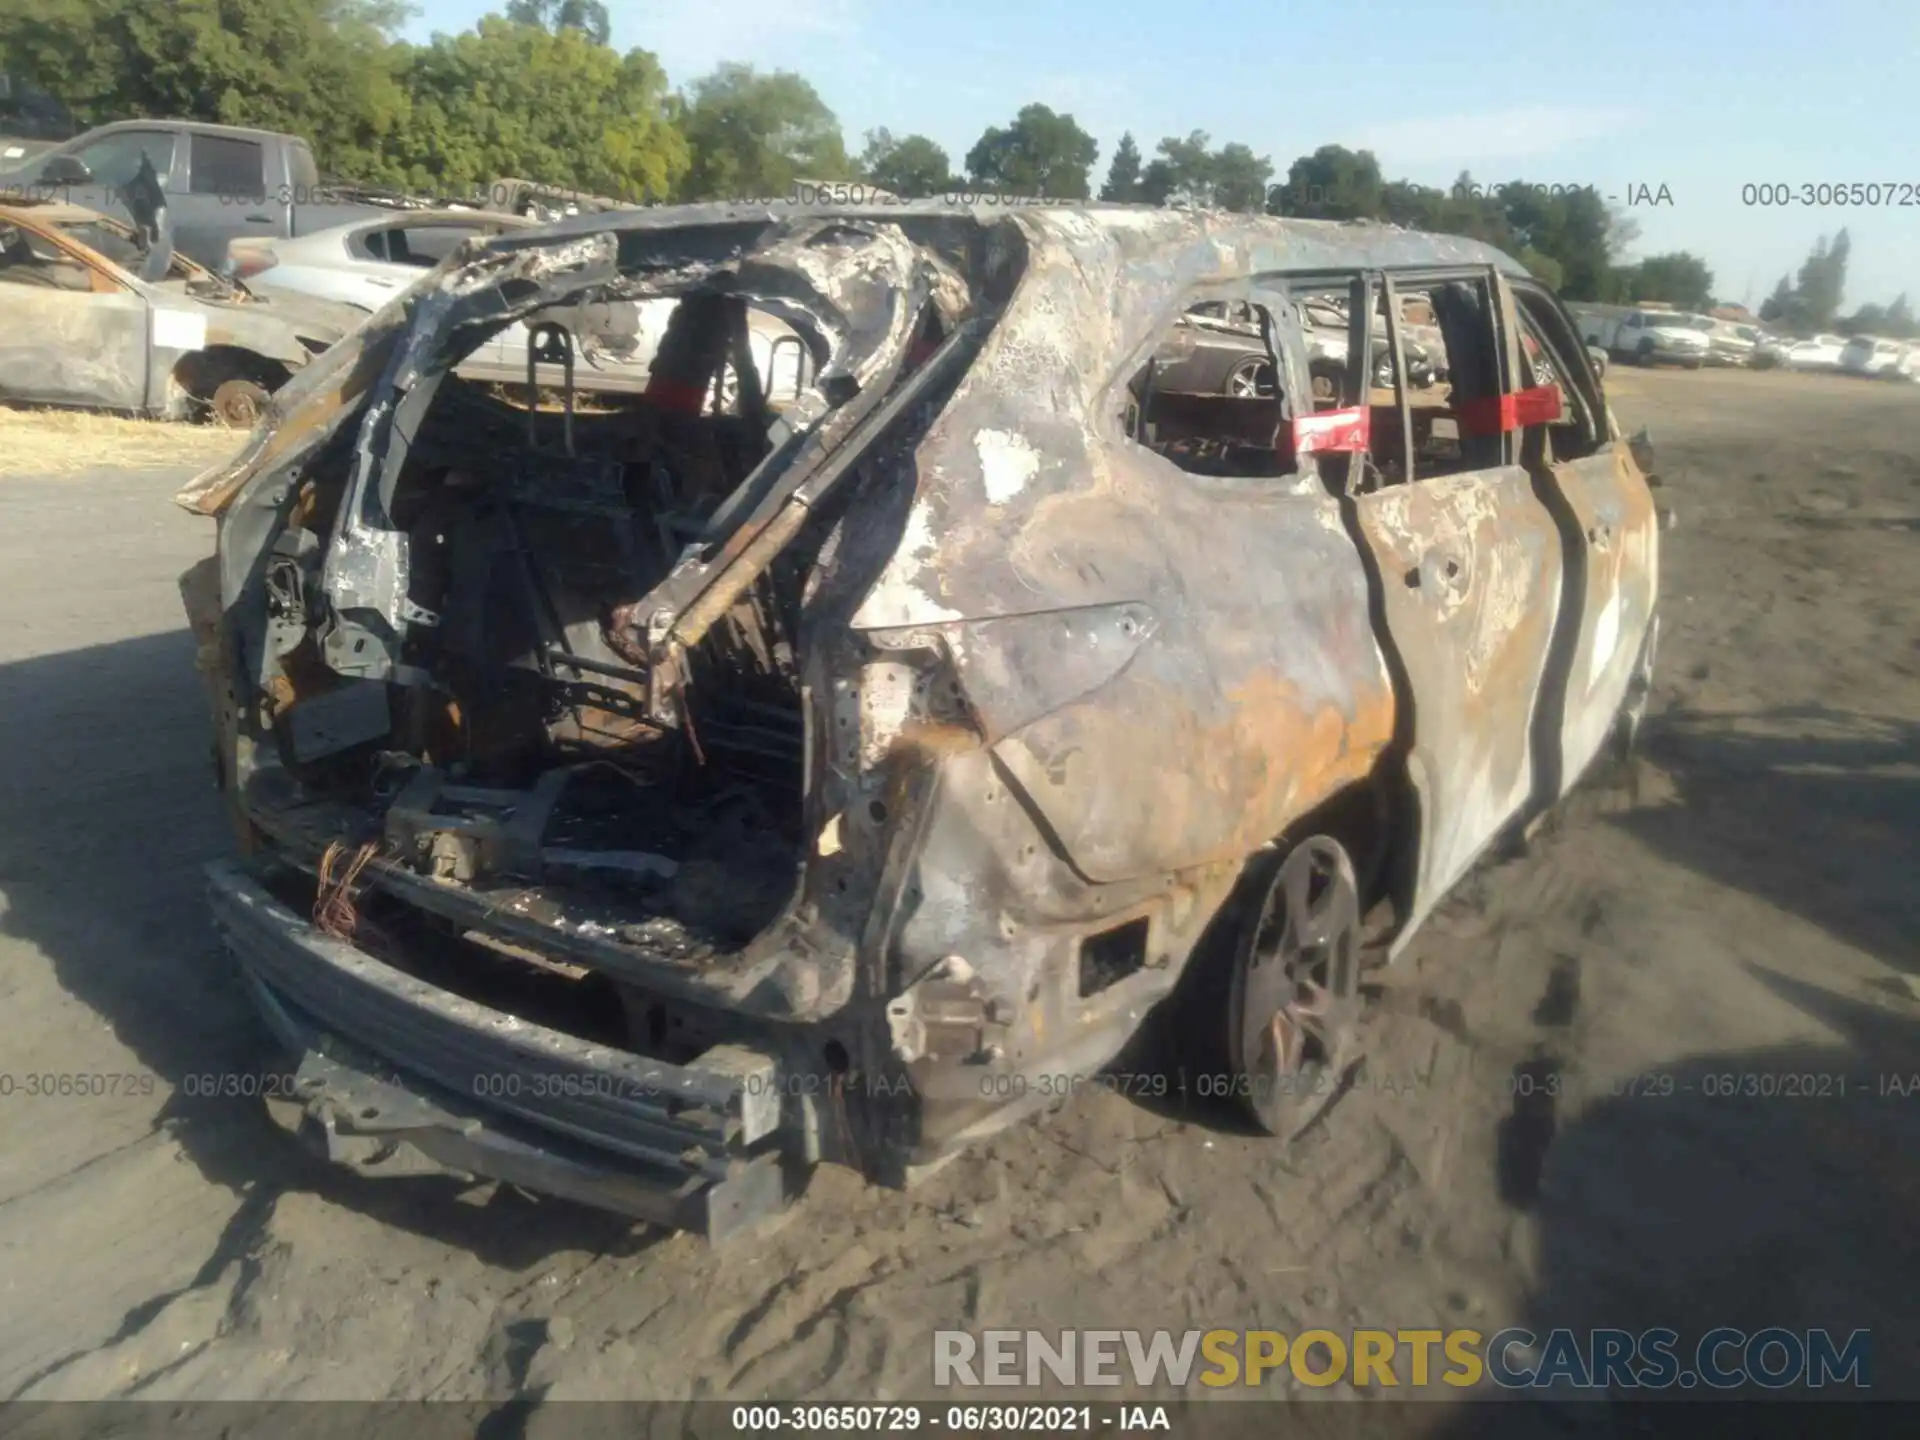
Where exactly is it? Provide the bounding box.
[1544,445,1661,787]
[0,201,355,417]
[976,483,1395,884]
[169,199,1653,1234]
[0,285,149,410]
[1352,468,1566,941]
[831,210,1414,888]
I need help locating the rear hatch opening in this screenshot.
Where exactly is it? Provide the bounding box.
[221,214,988,1042]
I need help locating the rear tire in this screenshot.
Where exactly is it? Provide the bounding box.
[1225,836,1362,1139]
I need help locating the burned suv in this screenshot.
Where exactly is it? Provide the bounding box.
[177,201,1658,1242]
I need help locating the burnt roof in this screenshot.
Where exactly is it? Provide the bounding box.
[509,198,1530,280]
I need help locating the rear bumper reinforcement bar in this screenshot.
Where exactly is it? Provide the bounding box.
[206,859,794,1242]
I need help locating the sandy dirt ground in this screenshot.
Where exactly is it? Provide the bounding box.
[1,368,1916,1422]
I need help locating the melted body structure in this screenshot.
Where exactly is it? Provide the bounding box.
[177,200,1657,1241]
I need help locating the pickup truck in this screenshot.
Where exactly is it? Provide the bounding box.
[1573,305,1710,369]
[0,119,405,271]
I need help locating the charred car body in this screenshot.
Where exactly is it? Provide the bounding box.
[176,201,1659,1241]
[1,164,361,425]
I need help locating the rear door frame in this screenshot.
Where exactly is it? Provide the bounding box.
[1499,275,1660,806]
[1312,263,1577,949]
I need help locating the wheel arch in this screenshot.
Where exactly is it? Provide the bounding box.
[1186,767,1404,983]
[171,345,292,404]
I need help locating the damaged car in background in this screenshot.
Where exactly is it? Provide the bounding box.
[0,161,362,425]
[226,208,815,406]
[175,200,1659,1242]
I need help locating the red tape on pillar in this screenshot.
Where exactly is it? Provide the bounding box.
[1513,384,1565,427]
[646,376,709,414]
[1453,384,1563,437]
[1292,405,1371,455]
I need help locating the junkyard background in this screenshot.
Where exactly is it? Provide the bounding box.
[1,0,1913,344]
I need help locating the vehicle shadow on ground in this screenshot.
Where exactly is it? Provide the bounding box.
[1413,971,1920,1436]
[1071,697,1920,1139]
[0,628,662,1268]
[1612,704,1920,973]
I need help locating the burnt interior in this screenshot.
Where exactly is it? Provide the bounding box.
[258,293,860,962]
[211,208,1010,1081]
[1128,277,1521,492]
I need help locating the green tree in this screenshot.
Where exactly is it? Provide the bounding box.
[1758,232,1852,333]
[0,0,415,179]
[857,126,895,179]
[1839,301,1885,336]
[1888,292,1914,338]
[858,127,951,197]
[1366,170,1629,301]
[1138,157,1174,205]
[387,18,685,200]
[964,102,1098,198]
[1132,131,1268,210]
[503,0,608,45]
[1825,229,1852,309]
[1607,204,1642,262]
[1142,129,1212,204]
[1758,274,1799,329]
[1518,247,1564,291]
[1840,292,1914,339]
[1501,183,1615,300]
[0,1,692,199]
[1209,141,1272,213]
[676,62,851,199]
[1376,177,1513,249]
[1275,144,1384,219]
[1631,251,1715,310]
[1098,130,1141,202]
[1792,228,1850,328]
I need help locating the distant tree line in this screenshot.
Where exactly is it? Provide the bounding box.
[0,0,1906,319]
[1755,228,1911,338]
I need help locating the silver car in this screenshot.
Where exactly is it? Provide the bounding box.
[1839,334,1910,378]
[229,211,811,403]
[1755,333,1847,371]
[225,210,536,310]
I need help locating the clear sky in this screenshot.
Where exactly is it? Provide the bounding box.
[408,0,1920,310]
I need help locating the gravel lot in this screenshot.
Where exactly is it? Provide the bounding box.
[2,367,1916,1419]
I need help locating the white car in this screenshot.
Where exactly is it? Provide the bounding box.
[1839,334,1910,378]
[1755,334,1847,371]
[1614,310,1710,367]
[227,211,810,404]
[1701,318,1757,366]
[226,210,535,313]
